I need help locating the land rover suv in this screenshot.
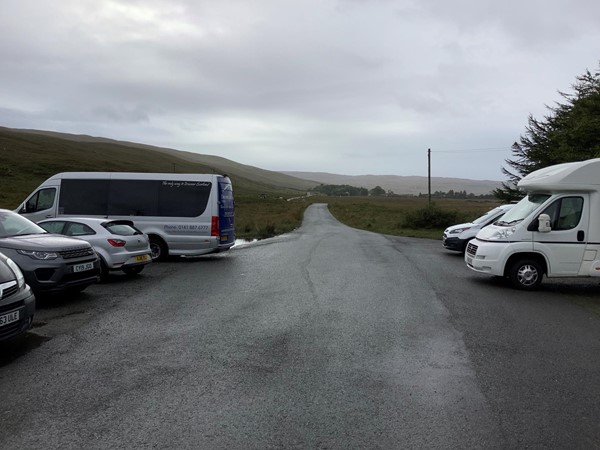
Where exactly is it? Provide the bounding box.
[0,209,100,296]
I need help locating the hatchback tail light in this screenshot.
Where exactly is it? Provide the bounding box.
[211,216,219,237]
[107,239,126,247]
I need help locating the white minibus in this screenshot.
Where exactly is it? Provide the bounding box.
[17,172,235,260]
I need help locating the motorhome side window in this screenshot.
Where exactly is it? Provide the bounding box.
[541,196,584,231]
[59,179,212,217]
[26,188,56,212]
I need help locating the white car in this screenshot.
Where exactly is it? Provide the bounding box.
[442,204,514,253]
[38,218,152,281]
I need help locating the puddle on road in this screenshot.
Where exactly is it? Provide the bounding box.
[0,332,51,368]
[233,239,258,247]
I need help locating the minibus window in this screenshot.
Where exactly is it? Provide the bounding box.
[60,180,109,215]
[26,188,56,212]
[59,178,212,217]
[108,180,159,216]
[158,181,211,217]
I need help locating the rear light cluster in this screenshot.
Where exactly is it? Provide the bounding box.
[107,239,126,247]
[211,216,219,237]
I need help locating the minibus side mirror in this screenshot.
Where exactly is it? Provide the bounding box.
[538,214,552,233]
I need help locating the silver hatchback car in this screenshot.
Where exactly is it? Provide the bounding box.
[38,218,152,282]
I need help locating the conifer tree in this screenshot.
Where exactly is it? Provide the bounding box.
[494,65,600,201]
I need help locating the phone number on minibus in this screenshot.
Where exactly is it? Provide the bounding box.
[164,224,210,234]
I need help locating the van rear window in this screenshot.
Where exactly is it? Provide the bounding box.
[59,179,212,217]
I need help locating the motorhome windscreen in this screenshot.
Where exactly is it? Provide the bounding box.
[496,194,550,225]
[59,179,212,217]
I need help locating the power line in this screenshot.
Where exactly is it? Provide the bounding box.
[431,146,512,153]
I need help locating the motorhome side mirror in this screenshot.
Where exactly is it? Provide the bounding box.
[538,214,552,233]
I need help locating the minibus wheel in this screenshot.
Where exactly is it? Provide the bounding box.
[149,237,167,261]
[508,259,543,290]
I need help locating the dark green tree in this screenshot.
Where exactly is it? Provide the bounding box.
[369,185,386,196]
[494,65,600,201]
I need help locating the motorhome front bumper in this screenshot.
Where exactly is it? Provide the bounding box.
[464,240,505,276]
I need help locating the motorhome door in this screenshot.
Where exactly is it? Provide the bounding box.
[533,194,589,276]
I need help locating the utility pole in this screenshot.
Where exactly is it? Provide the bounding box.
[428,148,431,204]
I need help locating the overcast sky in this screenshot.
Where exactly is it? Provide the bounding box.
[1,0,599,180]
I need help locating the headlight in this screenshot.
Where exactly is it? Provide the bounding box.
[17,249,59,260]
[450,227,471,234]
[6,258,25,289]
[488,227,517,240]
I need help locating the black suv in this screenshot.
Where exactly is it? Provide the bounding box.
[0,210,100,297]
[0,251,35,341]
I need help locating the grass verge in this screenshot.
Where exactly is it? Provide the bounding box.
[325,196,502,239]
[236,195,503,241]
[234,195,317,239]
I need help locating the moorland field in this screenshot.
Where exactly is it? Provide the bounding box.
[0,127,502,240]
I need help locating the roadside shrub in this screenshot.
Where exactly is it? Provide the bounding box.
[403,203,462,229]
[257,223,276,239]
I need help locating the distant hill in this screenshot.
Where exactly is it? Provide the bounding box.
[0,127,317,208]
[0,126,501,210]
[281,171,501,196]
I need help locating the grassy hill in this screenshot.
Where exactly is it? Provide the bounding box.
[0,127,317,209]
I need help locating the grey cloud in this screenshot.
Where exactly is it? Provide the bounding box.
[0,0,598,179]
[91,105,151,123]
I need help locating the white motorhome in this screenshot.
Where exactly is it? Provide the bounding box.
[17,172,235,260]
[465,158,600,289]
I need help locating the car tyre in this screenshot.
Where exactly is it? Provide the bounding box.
[99,258,109,283]
[149,237,168,261]
[123,266,144,276]
[508,259,543,290]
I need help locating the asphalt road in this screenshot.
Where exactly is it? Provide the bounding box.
[1,203,599,449]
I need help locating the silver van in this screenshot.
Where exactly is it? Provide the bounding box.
[17,172,235,261]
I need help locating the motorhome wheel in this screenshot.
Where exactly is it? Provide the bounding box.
[509,259,543,290]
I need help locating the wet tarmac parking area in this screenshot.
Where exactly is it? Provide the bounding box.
[0,332,51,368]
[0,289,98,368]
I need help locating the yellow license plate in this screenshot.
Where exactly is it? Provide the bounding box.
[135,255,150,262]
[220,235,228,241]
